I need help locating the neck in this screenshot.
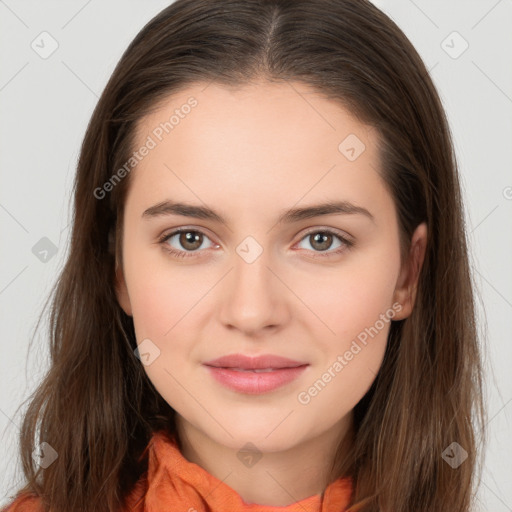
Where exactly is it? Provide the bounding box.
[175,413,354,507]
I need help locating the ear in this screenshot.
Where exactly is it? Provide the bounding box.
[115,262,133,317]
[392,222,427,320]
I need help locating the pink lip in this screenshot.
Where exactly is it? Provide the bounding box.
[202,353,309,394]
[203,353,307,370]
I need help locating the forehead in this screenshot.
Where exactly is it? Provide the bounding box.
[135,79,377,156]
[127,80,386,221]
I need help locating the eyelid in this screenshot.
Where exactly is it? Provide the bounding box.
[157,226,219,250]
[157,225,354,258]
[298,226,354,243]
[157,224,353,242]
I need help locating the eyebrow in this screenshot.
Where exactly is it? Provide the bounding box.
[142,200,375,225]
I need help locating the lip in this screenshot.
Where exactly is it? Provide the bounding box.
[202,353,309,394]
[203,353,307,370]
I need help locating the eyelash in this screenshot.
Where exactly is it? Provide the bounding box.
[157,227,354,260]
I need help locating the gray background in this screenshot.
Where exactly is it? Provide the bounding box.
[1,0,511,509]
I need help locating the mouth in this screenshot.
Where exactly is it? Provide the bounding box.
[203,353,308,371]
[221,367,287,372]
[203,365,309,394]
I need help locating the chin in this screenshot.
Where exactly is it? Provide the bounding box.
[203,419,306,452]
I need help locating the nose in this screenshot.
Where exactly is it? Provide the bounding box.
[218,249,290,337]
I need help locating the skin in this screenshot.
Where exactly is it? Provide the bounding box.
[115,80,427,506]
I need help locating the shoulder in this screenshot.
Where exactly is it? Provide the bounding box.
[1,493,44,512]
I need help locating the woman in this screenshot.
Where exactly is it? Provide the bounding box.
[2,0,485,510]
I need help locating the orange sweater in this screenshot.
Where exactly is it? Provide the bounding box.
[3,429,353,511]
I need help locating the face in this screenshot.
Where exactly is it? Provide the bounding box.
[115,80,426,453]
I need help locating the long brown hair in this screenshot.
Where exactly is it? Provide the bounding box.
[4,1,486,510]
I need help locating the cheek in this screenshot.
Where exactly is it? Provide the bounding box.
[123,239,204,339]
[298,250,400,344]
[294,265,396,419]
[124,257,205,412]
[128,273,190,339]
[291,244,400,410]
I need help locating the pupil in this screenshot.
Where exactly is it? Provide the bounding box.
[177,231,333,252]
[312,232,331,251]
[181,231,201,250]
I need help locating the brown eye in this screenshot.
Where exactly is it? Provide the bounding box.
[309,232,334,252]
[159,228,215,258]
[296,229,353,258]
[177,230,203,251]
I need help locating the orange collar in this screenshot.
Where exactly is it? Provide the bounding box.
[126,429,353,512]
